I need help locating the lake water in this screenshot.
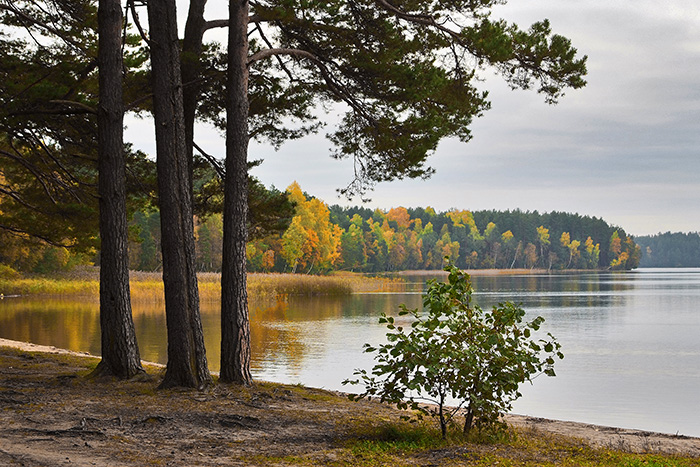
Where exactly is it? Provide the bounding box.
[1,268,699,437]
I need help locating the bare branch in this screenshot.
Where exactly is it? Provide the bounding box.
[204,19,228,31]
[373,0,435,26]
[7,70,54,103]
[0,184,44,212]
[125,92,153,111]
[28,130,89,203]
[49,100,97,114]
[248,47,315,64]
[193,141,225,179]
[1,146,58,204]
[203,11,275,31]
[126,0,151,46]
[203,11,271,31]
[251,24,295,81]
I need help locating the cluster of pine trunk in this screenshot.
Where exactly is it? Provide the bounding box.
[95,0,251,387]
[25,0,586,389]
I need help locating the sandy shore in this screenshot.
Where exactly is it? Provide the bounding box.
[1,337,699,460]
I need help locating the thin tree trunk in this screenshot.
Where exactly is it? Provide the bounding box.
[511,242,522,269]
[463,407,474,435]
[220,0,252,385]
[439,393,447,439]
[147,0,211,389]
[93,0,143,379]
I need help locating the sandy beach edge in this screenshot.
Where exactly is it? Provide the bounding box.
[1,337,698,457]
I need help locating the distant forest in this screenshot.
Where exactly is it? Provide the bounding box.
[635,232,700,268]
[150,182,639,274]
[0,182,643,275]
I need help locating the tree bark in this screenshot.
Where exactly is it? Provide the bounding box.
[93,0,143,379]
[220,0,252,384]
[182,0,208,188]
[146,0,212,389]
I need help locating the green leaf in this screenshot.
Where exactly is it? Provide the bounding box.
[345,259,562,438]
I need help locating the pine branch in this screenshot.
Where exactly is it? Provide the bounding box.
[0,1,87,52]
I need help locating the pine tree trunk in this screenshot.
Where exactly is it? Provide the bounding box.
[147,0,211,389]
[182,0,207,187]
[220,0,252,385]
[93,0,143,379]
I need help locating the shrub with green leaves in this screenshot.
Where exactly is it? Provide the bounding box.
[344,263,563,439]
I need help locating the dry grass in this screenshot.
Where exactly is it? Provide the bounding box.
[0,277,100,296]
[0,267,398,300]
[247,272,398,297]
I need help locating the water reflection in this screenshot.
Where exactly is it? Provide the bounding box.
[1,269,700,436]
[0,297,101,354]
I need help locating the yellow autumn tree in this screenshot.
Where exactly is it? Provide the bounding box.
[536,226,551,267]
[560,232,571,247]
[386,207,411,230]
[447,209,481,240]
[446,209,472,227]
[281,216,307,272]
[502,230,514,244]
[501,230,516,269]
[583,236,600,268]
[281,182,343,273]
[261,249,275,271]
[567,239,581,268]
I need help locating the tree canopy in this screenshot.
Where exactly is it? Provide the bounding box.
[242,186,641,273]
[2,0,588,386]
[233,1,588,196]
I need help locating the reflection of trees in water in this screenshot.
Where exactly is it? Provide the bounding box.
[0,272,651,376]
[131,301,167,367]
[469,273,631,310]
[248,296,323,374]
[0,297,100,355]
[247,292,422,376]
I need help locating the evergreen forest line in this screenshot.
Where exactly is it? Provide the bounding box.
[635,232,700,268]
[0,179,649,277]
[132,182,641,274]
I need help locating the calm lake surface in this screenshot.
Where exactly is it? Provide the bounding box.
[1,268,699,437]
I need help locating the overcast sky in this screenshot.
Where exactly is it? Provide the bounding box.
[127,1,700,236]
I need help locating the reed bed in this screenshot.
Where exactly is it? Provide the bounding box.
[0,269,398,300]
[0,277,100,297]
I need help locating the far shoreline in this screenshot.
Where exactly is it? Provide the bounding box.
[393,268,548,276]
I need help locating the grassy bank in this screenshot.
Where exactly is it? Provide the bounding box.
[0,267,398,300]
[0,345,698,466]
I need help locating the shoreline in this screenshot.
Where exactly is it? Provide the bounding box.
[2,337,699,458]
[394,268,549,276]
[394,267,626,276]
